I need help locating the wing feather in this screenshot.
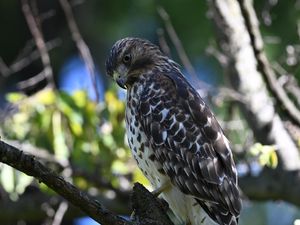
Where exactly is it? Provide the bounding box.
[137,71,242,224]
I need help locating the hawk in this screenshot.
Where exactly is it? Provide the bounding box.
[106,37,242,225]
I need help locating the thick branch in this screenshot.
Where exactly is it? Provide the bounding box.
[208,0,300,170]
[240,168,300,207]
[238,0,300,127]
[0,140,174,224]
[0,140,129,225]
[131,183,174,225]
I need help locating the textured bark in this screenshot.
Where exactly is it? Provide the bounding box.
[0,140,175,225]
[208,0,300,170]
[0,140,129,225]
[208,0,300,207]
[239,168,300,207]
[131,183,174,225]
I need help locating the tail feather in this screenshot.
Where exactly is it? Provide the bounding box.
[197,199,239,225]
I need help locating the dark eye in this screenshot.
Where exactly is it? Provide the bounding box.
[122,54,131,64]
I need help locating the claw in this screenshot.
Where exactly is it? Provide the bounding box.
[151,181,171,196]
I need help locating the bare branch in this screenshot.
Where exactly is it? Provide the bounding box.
[59,0,99,102]
[157,7,198,80]
[240,168,300,207]
[0,140,176,224]
[21,0,55,88]
[157,6,212,97]
[0,140,130,225]
[52,201,69,225]
[156,28,171,57]
[238,0,300,126]
[208,0,300,170]
[205,44,229,67]
[0,58,10,77]
[0,39,60,77]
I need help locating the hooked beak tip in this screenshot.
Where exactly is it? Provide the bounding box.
[113,72,126,89]
[116,78,126,89]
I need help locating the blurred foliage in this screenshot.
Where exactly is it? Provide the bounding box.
[1,88,151,198]
[0,87,278,200]
[249,143,278,169]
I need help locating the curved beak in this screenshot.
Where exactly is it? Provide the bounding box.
[114,73,127,89]
[112,64,128,89]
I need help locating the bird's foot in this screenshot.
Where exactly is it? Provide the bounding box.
[130,209,136,220]
[151,181,171,197]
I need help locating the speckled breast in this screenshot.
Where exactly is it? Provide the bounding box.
[125,82,169,188]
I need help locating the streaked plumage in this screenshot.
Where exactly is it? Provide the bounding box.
[106,37,242,225]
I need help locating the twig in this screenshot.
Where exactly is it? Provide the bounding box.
[21,0,55,88]
[157,7,198,80]
[0,39,61,77]
[157,6,212,98]
[0,140,130,225]
[52,201,69,225]
[238,0,300,126]
[209,0,300,170]
[17,71,47,89]
[205,44,229,67]
[156,28,171,57]
[59,0,99,102]
[0,58,10,77]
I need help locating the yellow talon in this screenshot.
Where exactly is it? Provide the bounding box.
[151,181,171,196]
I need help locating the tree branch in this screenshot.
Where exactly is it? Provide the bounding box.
[21,0,55,88]
[239,168,300,207]
[237,0,300,127]
[59,0,99,102]
[0,140,174,224]
[208,0,300,170]
[0,191,130,224]
[0,39,60,77]
[0,140,129,225]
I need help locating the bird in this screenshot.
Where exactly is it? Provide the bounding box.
[105,37,242,225]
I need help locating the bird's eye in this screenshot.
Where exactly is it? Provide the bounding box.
[122,54,132,64]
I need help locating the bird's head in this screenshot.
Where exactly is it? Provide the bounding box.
[105,37,165,89]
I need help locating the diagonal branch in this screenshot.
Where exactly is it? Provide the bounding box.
[208,0,300,170]
[0,39,60,77]
[157,7,198,81]
[238,0,300,126]
[59,0,99,102]
[0,140,174,225]
[0,140,130,225]
[21,0,55,88]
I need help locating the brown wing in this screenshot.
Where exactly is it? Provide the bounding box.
[138,71,242,225]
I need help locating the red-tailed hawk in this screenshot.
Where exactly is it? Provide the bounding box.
[106,37,242,225]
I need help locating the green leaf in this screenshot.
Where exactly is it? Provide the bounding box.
[34,89,56,105]
[72,90,87,108]
[15,173,34,194]
[52,111,69,159]
[111,160,129,174]
[6,92,26,103]
[1,165,15,193]
[249,143,278,168]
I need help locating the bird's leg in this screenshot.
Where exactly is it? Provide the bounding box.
[130,210,136,221]
[152,181,171,197]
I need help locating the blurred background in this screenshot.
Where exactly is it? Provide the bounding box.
[0,0,300,225]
